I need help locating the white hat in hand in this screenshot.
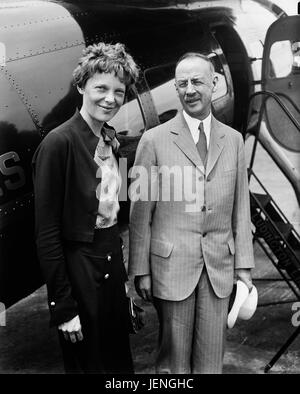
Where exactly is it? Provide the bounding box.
[227,280,258,329]
[238,284,258,320]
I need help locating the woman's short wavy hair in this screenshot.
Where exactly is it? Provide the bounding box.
[73,42,139,89]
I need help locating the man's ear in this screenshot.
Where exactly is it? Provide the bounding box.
[77,85,84,95]
[212,75,218,92]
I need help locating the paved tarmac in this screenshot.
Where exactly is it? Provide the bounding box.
[0,135,299,374]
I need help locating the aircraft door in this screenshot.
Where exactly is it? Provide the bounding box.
[261,15,300,152]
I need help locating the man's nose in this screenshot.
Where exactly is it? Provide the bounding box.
[186,80,196,95]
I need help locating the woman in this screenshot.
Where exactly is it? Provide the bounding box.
[32,42,139,374]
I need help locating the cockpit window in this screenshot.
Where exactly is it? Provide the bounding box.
[269,40,300,78]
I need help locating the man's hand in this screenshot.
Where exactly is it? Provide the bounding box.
[58,315,83,343]
[235,268,252,290]
[134,274,153,302]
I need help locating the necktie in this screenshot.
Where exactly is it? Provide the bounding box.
[94,125,117,162]
[101,125,116,142]
[196,121,207,164]
[101,125,120,153]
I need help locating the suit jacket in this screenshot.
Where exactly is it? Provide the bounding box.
[128,111,254,300]
[32,110,121,326]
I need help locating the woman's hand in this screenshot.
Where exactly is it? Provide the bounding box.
[58,315,83,343]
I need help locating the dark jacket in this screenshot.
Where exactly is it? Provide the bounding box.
[32,110,120,326]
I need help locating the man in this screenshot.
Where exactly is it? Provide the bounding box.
[128,52,254,374]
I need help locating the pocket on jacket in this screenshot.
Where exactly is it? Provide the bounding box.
[228,238,235,255]
[150,239,174,258]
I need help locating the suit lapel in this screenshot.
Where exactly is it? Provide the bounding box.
[170,112,204,173]
[206,116,225,177]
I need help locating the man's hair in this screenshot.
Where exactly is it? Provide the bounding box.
[175,52,215,76]
[73,42,139,89]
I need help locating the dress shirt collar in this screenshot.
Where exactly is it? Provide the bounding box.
[183,110,212,147]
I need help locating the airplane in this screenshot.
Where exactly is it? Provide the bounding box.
[0,0,299,311]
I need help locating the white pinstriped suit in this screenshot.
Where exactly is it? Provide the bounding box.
[129,111,255,373]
